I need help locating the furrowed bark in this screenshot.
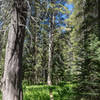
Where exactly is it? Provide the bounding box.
[2,0,27,100]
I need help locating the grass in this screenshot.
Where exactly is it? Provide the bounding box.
[23,85,50,100]
[23,83,76,100]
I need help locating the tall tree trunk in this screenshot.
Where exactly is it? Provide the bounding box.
[47,1,55,99]
[47,16,54,100]
[2,0,27,100]
[47,31,53,86]
[47,13,54,86]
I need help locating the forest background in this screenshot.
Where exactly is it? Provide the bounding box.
[0,0,100,100]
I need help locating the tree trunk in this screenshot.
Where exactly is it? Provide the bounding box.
[47,18,54,100]
[47,31,53,85]
[47,12,54,85]
[47,1,55,99]
[2,0,27,100]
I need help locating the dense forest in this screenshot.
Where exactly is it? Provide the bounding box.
[0,0,100,100]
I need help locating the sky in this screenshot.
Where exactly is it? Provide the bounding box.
[58,2,74,32]
[56,2,74,28]
[65,3,74,11]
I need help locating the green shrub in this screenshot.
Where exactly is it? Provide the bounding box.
[23,84,76,100]
[23,85,50,100]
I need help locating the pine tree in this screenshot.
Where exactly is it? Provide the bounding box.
[68,0,100,99]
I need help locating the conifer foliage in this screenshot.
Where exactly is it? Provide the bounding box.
[0,0,100,100]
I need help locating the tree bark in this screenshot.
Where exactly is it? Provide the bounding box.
[2,0,27,100]
[47,14,54,100]
[47,13,54,86]
[47,1,55,99]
